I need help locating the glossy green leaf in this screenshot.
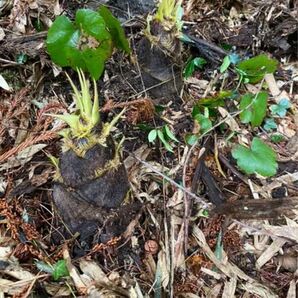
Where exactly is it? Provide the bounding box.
[157,130,173,152]
[220,55,231,73]
[164,125,179,142]
[232,137,277,177]
[47,16,78,67]
[148,129,158,142]
[52,260,69,281]
[269,98,291,117]
[239,92,268,127]
[75,9,110,41]
[47,8,128,79]
[98,6,130,53]
[81,41,112,79]
[236,54,278,83]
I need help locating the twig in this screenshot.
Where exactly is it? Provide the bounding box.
[124,150,210,209]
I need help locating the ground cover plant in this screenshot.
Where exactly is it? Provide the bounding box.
[0,0,297,297]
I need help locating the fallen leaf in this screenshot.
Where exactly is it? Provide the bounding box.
[0,74,11,91]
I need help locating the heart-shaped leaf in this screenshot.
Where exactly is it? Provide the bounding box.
[239,92,268,127]
[232,137,277,177]
[47,8,129,80]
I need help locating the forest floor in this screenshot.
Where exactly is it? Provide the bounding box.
[0,0,297,297]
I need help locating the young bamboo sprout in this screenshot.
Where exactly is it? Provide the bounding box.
[137,0,183,99]
[52,69,130,244]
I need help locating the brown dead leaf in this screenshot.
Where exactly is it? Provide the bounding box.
[277,253,298,272]
[256,238,287,269]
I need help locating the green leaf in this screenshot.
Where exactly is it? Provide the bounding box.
[164,125,179,142]
[148,129,158,142]
[157,130,173,152]
[220,55,231,73]
[269,98,291,117]
[53,114,80,131]
[239,92,268,127]
[47,16,78,67]
[185,134,198,145]
[52,260,69,281]
[75,9,110,41]
[35,260,54,274]
[193,57,206,68]
[270,133,284,143]
[236,54,278,83]
[98,6,130,53]
[197,91,232,108]
[194,114,212,133]
[232,137,277,177]
[47,8,128,79]
[183,57,206,78]
[263,118,277,131]
[137,123,153,132]
[81,40,112,79]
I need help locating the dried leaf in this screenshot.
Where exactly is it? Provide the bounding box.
[0,144,47,170]
[256,238,287,269]
[0,74,11,91]
[222,277,237,298]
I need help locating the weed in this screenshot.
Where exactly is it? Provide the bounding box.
[46,7,130,80]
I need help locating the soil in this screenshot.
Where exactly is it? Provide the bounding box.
[0,0,297,297]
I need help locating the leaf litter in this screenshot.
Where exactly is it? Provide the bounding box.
[0,0,298,297]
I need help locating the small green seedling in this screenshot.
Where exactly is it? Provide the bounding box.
[183,57,206,78]
[263,118,277,131]
[232,137,277,177]
[186,107,212,145]
[148,125,179,152]
[269,98,291,117]
[47,7,130,80]
[219,53,240,73]
[239,92,268,127]
[270,134,284,143]
[193,110,212,134]
[35,259,69,281]
[236,54,278,84]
